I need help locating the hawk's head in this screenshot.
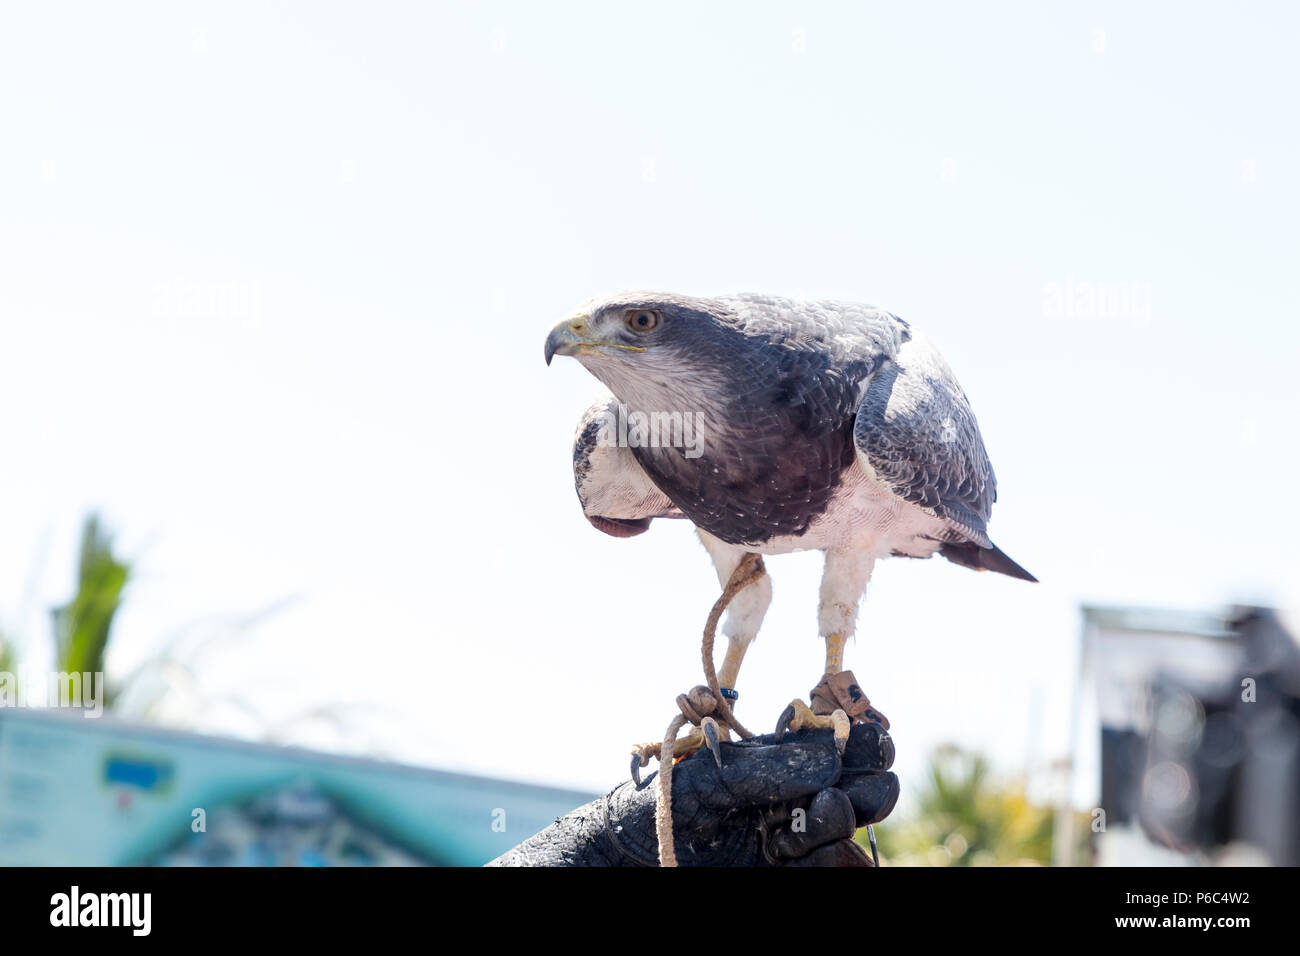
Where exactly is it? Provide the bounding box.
[543,292,741,398]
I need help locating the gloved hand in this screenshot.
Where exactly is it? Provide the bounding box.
[488,720,898,867]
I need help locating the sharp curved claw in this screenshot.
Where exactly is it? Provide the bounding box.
[774,704,795,743]
[701,718,724,768]
[867,823,879,867]
[831,709,850,755]
[630,753,644,788]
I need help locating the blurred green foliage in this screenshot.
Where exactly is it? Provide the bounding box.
[867,744,1090,866]
[3,513,130,708]
[50,515,130,705]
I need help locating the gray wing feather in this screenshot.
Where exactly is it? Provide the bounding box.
[852,335,996,547]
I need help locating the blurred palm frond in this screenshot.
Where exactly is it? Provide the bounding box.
[49,514,131,706]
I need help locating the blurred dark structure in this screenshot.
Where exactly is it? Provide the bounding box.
[1075,605,1299,865]
[1142,607,1300,864]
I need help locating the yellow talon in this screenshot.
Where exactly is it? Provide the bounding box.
[779,698,851,753]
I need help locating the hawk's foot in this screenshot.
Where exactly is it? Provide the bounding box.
[774,670,890,754]
[630,716,726,787]
[774,699,851,753]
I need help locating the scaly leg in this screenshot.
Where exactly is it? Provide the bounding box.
[824,630,849,675]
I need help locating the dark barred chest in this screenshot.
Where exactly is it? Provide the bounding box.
[629,419,857,546]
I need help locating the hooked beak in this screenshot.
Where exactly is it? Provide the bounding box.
[544,314,590,366]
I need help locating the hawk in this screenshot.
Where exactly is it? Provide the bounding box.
[545,292,1035,751]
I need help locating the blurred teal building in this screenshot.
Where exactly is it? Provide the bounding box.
[0,709,592,866]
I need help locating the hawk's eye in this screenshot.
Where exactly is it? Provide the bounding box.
[625,309,661,333]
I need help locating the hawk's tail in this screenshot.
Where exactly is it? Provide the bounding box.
[940,540,1038,582]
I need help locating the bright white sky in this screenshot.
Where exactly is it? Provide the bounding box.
[2,2,1297,803]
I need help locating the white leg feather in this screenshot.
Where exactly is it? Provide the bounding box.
[818,548,875,672]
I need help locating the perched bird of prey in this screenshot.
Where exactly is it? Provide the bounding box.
[545,292,1035,749]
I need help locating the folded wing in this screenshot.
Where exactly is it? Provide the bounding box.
[853,336,1036,582]
[572,397,682,538]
